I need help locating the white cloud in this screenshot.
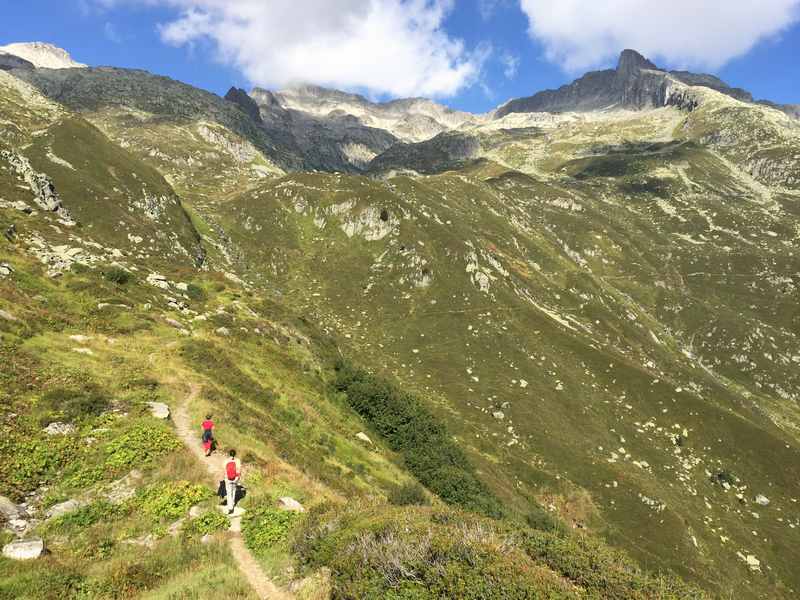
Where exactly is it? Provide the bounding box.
[501,52,519,79]
[518,0,800,71]
[105,0,485,98]
[104,22,123,43]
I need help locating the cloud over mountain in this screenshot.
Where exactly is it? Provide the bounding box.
[518,0,800,71]
[108,0,483,98]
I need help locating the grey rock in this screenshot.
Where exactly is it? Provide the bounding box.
[0,496,24,520]
[0,309,18,322]
[146,401,170,419]
[215,327,231,336]
[755,494,770,506]
[43,422,76,436]
[492,411,505,420]
[105,470,142,505]
[2,538,44,560]
[355,432,373,445]
[277,497,305,513]
[0,263,14,277]
[46,499,82,520]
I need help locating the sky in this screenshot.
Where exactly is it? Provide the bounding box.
[1,0,799,113]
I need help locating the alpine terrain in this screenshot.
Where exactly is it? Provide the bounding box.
[0,42,798,599]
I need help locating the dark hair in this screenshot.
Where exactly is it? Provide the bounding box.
[229,449,236,457]
[206,414,212,420]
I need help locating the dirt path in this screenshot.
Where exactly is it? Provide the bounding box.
[173,383,292,600]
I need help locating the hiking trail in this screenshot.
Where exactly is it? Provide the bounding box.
[173,383,293,600]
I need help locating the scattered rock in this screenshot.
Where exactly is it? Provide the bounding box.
[200,533,213,544]
[8,518,28,534]
[492,411,505,420]
[0,263,13,277]
[123,534,155,549]
[164,318,184,330]
[146,402,170,420]
[189,505,205,519]
[745,554,761,572]
[755,495,770,506]
[355,432,373,445]
[277,497,305,513]
[46,499,82,520]
[72,347,94,356]
[167,518,184,537]
[43,422,76,436]
[2,538,44,560]
[146,273,170,290]
[0,309,18,322]
[68,334,92,343]
[174,282,189,292]
[104,470,142,505]
[215,327,231,336]
[0,496,24,520]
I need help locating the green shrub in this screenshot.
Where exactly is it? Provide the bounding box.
[183,510,230,537]
[103,266,133,286]
[243,504,301,555]
[185,283,207,302]
[38,385,109,425]
[135,481,211,521]
[47,500,124,531]
[389,481,430,506]
[333,361,503,517]
[526,504,566,534]
[104,421,182,471]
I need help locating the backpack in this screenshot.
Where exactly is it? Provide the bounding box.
[226,459,238,481]
[202,428,213,443]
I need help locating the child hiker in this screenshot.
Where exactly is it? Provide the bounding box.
[201,414,214,457]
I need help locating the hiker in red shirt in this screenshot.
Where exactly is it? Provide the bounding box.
[225,449,242,514]
[201,414,215,456]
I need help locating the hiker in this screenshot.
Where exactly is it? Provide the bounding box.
[224,449,242,514]
[201,414,215,457]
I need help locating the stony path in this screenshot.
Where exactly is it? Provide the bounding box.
[173,383,292,600]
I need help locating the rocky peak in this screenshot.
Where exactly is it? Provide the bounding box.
[224,86,263,124]
[616,49,660,78]
[0,42,86,69]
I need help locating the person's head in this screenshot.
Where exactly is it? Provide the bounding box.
[229,449,236,458]
[206,414,212,420]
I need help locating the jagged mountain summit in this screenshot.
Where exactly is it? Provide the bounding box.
[0,42,86,70]
[495,49,753,117]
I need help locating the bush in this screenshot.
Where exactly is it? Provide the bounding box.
[185,283,207,302]
[526,504,566,534]
[135,481,211,521]
[183,510,230,537]
[243,504,301,555]
[103,266,133,285]
[38,385,109,425]
[389,482,430,507]
[104,421,182,471]
[333,361,503,517]
[47,500,125,531]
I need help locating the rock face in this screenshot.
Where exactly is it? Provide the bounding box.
[2,538,44,560]
[0,42,86,69]
[0,496,24,520]
[0,52,34,71]
[0,149,74,224]
[46,499,83,520]
[496,49,753,117]
[225,87,263,124]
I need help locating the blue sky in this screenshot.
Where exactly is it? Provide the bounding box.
[1,0,799,113]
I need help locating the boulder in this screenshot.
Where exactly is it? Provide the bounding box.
[277,497,305,513]
[146,401,170,419]
[0,263,13,277]
[105,470,142,505]
[46,499,82,520]
[755,495,770,506]
[0,496,23,520]
[492,411,505,420]
[215,327,231,336]
[2,538,44,560]
[0,309,18,322]
[43,422,76,436]
[355,432,373,445]
[164,318,184,329]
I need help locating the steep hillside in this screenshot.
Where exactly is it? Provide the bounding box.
[1,46,799,600]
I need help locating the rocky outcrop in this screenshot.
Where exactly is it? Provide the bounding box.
[368,131,480,174]
[0,52,34,71]
[225,87,263,124]
[0,42,85,69]
[0,149,73,224]
[496,49,753,117]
